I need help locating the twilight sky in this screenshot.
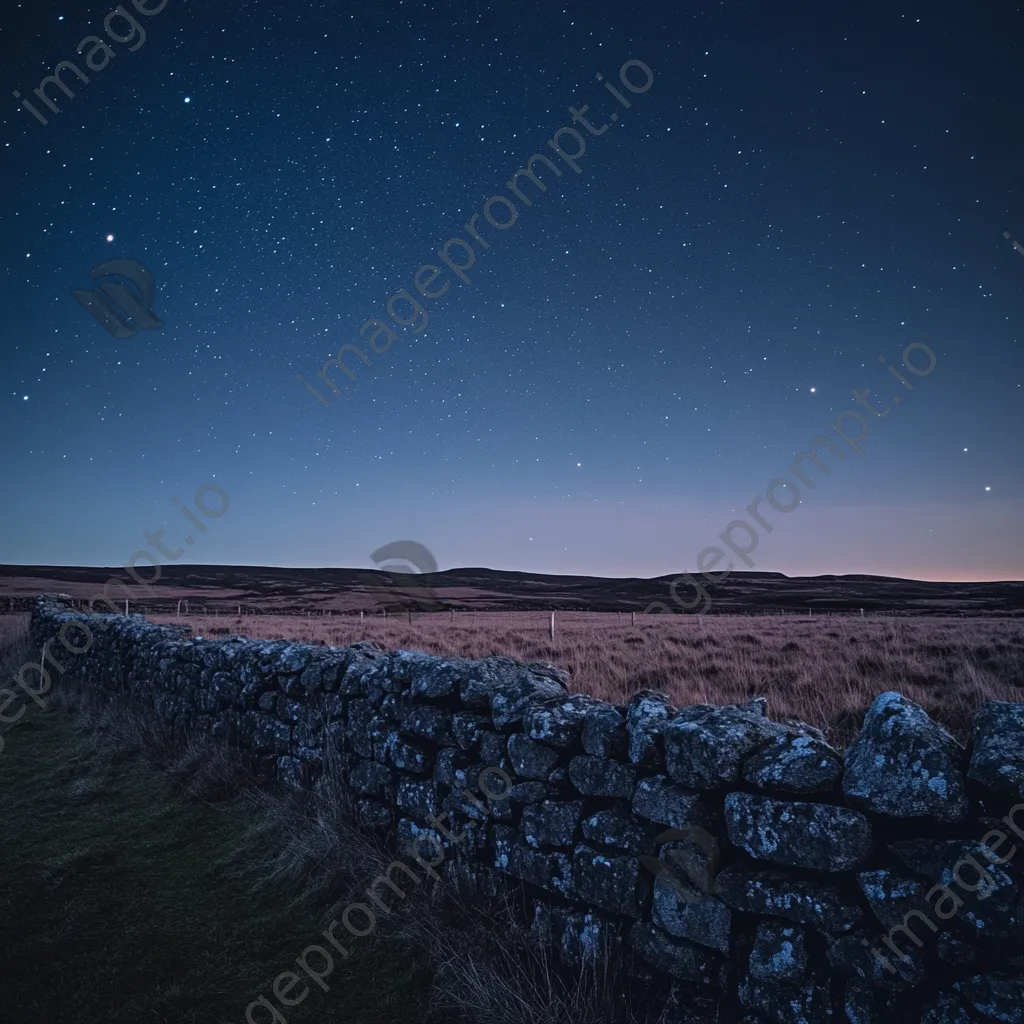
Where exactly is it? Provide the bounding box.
[1,0,1022,582]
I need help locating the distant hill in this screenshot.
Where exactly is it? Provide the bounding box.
[0,564,1022,616]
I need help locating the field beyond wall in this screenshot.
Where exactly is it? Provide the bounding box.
[145,611,1024,746]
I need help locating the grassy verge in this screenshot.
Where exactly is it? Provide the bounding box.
[0,672,431,1023]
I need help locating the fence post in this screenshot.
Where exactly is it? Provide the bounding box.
[631,610,635,627]
[549,611,555,641]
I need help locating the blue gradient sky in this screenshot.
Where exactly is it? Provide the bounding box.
[1,0,1022,581]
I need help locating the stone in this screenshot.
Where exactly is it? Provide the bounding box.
[581,804,655,854]
[626,690,672,768]
[724,792,872,872]
[397,778,439,817]
[451,711,488,751]
[856,868,932,931]
[399,704,454,745]
[748,922,807,984]
[386,734,433,774]
[627,921,721,984]
[953,974,1024,1022]
[825,930,926,987]
[889,838,1024,940]
[433,747,468,787]
[349,759,394,797]
[508,781,549,803]
[919,993,976,1024]
[633,775,709,829]
[277,755,306,789]
[568,755,636,798]
[479,730,507,766]
[664,705,782,790]
[741,734,843,794]
[522,799,584,849]
[651,870,731,953]
[843,691,968,823]
[529,902,608,966]
[737,975,832,1024]
[572,844,644,918]
[968,701,1024,802]
[247,713,291,755]
[714,864,864,933]
[581,704,628,759]
[492,825,573,896]
[523,695,595,748]
[507,733,561,779]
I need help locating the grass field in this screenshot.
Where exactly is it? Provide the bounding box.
[149,610,1024,746]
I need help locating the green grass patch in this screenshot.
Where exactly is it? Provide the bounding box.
[0,704,431,1024]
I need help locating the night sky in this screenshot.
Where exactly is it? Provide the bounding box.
[2,0,1022,583]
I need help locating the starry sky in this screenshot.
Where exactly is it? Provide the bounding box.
[1,0,1022,583]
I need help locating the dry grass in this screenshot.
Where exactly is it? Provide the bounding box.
[149,610,1024,746]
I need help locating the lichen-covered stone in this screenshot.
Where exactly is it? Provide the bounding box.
[626,690,672,768]
[856,868,931,931]
[651,870,731,953]
[826,929,927,987]
[277,755,306,789]
[725,792,873,872]
[737,974,832,1024]
[451,711,488,750]
[748,922,807,983]
[399,703,454,744]
[522,799,584,848]
[523,695,595,748]
[349,759,394,797]
[664,705,782,790]
[507,733,561,779]
[715,864,863,933]
[633,776,709,829]
[479,730,508,766]
[742,734,843,794]
[508,781,549,803]
[843,691,968,822]
[386,733,433,773]
[355,798,392,829]
[529,901,608,966]
[582,804,655,854]
[968,701,1024,802]
[582,704,628,759]
[568,755,636,798]
[492,825,573,896]
[397,777,439,817]
[890,838,1024,940]
[572,844,644,918]
[953,974,1024,1021]
[628,921,721,983]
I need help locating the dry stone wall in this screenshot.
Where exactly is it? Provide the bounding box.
[29,595,1024,1023]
